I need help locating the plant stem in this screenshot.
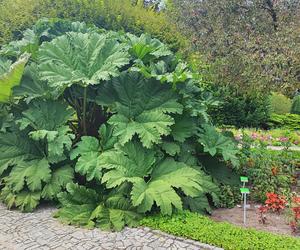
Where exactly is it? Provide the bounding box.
[83,87,87,135]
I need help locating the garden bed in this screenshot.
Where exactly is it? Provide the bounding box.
[212,205,295,236]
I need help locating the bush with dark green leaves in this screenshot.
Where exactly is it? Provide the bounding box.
[291,95,300,115]
[210,86,270,128]
[0,19,238,231]
[141,211,300,250]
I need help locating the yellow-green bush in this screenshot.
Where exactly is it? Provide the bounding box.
[0,0,188,51]
[269,92,292,115]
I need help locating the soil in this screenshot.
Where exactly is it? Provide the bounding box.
[211,204,299,237]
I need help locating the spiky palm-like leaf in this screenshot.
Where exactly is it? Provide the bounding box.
[39,32,130,93]
[0,53,30,103]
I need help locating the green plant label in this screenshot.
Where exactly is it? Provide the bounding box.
[240,176,248,182]
[240,188,250,194]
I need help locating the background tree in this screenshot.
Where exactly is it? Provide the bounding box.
[171,0,300,95]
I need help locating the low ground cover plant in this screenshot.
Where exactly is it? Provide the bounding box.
[141,211,300,250]
[0,18,239,231]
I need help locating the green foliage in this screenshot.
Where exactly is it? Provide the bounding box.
[171,0,300,96]
[96,72,183,148]
[39,32,130,92]
[238,135,298,202]
[0,19,238,231]
[270,92,292,115]
[55,183,141,231]
[141,211,300,250]
[210,87,271,128]
[268,113,300,130]
[0,53,30,103]
[0,0,187,51]
[291,95,300,115]
[218,185,241,208]
[198,125,239,166]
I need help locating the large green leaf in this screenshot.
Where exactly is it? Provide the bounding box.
[96,72,183,148]
[70,125,119,182]
[55,183,140,231]
[90,195,140,231]
[15,191,41,212]
[198,125,239,166]
[70,136,103,181]
[17,100,75,162]
[100,142,156,188]
[18,100,74,131]
[13,64,52,103]
[39,32,130,93]
[6,159,51,192]
[160,141,181,156]
[171,114,198,142]
[131,157,207,215]
[0,18,99,58]
[0,187,41,212]
[41,165,74,200]
[0,53,30,103]
[0,132,39,176]
[99,141,207,216]
[126,33,172,61]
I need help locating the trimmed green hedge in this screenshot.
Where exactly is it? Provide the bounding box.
[291,95,300,115]
[141,211,300,250]
[269,92,292,115]
[0,0,187,51]
[268,113,300,130]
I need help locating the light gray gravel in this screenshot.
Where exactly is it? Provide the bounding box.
[0,203,222,250]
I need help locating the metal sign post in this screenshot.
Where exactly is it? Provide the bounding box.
[240,187,250,225]
[240,176,250,225]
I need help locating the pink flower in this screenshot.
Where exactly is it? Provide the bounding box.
[235,134,242,141]
[279,137,289,142]
[251,133,258,139]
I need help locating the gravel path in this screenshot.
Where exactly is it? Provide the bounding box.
[266,146,300,151]
[0,204,221,250]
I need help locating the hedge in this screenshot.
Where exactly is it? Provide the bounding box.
[0,0,188,51]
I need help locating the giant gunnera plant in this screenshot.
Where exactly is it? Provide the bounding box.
[0,19,239,231]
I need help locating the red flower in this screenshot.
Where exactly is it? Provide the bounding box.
[264,192,287,213]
